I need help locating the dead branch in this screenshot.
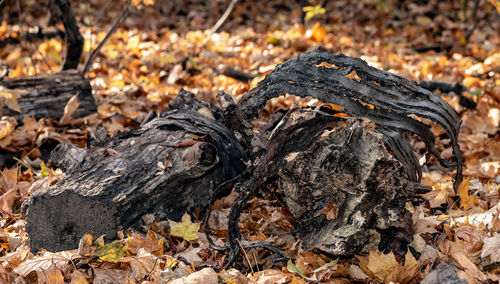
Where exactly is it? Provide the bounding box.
[209,0,238,35]
[82,0,134,76]
[49,0,84,70]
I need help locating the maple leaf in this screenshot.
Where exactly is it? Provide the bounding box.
[13,251,78,277]
[358,250,399,282]
[96,241,126,263]
[169,213,200,241]
[458,178,480,210]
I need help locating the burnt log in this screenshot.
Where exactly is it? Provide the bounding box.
[0,70,96,121]
[24,91,247,252]
[268,112,414,256]
[23,50,463,268]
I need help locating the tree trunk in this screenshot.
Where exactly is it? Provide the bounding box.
[0,70,96,121]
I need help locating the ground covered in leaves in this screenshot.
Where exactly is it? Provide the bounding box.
[0,0,499,282]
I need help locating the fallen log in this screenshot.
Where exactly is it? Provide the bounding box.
[0,70,96,121]
[24,90,247,252]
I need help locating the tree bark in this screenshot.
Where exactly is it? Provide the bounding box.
[24,91,247,252]
[0,70,96,121]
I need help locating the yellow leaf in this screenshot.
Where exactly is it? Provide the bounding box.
[169,213,200,241]
[488,0,500,13]
[197,107,215,120]
[40,162,49,177]
[96,241,126,263]
[302,5,326,22]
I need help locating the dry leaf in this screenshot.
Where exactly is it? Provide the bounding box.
[169,213,200,241]
[481,234,500,263]
[37,264,65,284]
[60,94,80,125]
[0,186,19,215]
[120,248,157,280]
[13,251,78,277]
[458,178,480,210]
[0,116,17,140]
[0,86,26,113]
[359,250,399,282]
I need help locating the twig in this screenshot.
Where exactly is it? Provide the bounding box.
[236,239,254,274]
[209,0,238,35]
[82,0,136,76]
[464,0,481,41]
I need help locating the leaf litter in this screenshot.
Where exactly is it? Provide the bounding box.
[0,0,499,282]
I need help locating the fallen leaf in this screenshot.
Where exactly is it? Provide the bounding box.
[306,22,326,42]
[13,251,78,277]
[0,116,17,140]
[169,213,200,241]
[481,234,500,263]
[303,5,326,22]
[96,241,126,263]
[358,250,399,282]
[37,264,64,284]
[176,245,202,263]
[0,186,18,215]
[0,86,26,113]
[170,268,218,284]
[458,178,480,210]
[59,94,80,125]
[287,259,316,281]
[120,248,157,280]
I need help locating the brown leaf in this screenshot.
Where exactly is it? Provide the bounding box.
[59,94,80,125]
[0,86,26,113]
[0,186,19,215]
[358,250,399,282]
[449,240,488,282]
[37,264,64,284]
[0,116,17,140]
[78,234,93,257]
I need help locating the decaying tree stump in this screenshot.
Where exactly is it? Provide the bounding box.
[24,49,462,267]
[0,70,96,121]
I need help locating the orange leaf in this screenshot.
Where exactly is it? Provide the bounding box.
[458,178,480,210]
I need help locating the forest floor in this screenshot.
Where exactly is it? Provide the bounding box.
[0,0,499,282]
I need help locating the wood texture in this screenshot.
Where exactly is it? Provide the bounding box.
[0,70,96,121]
